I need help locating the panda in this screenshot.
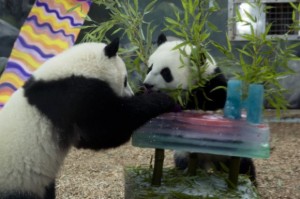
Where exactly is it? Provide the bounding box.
[143,33,256,185]
[0,39,176,199]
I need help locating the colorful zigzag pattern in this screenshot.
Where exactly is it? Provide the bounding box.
[0,0,91,109]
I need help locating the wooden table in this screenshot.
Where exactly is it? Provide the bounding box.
[132,111,270,188]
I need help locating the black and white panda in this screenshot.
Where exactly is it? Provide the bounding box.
[0,39,176,199]
[143,33,256,184]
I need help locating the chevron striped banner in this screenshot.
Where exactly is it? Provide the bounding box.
[0,0,91,109]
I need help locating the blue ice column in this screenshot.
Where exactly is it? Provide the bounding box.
[224,80,242,119]
[247,84,264,124]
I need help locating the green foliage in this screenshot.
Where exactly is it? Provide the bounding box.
[290,2,300,31]
[0,65,4,77]
[81,0,221,107]
[163,0,221,108]
[81,0,158,92]
[213,0,300,114]
[80,0,298,112]
[125,166,258,198]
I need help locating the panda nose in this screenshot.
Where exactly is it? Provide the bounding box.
[144,83,154,90]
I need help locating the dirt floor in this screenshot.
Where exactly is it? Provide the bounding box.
[56,121,300,199]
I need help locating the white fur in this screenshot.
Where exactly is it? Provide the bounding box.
[34,42,133,97]
[0,42,132,197]
[143,40,217,91]
[0,89,65,197]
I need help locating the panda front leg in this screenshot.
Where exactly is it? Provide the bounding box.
[174,152,257,186]
[75,92,175,150]
[0,183,55,199]
[44,182,55,199]
[118,92,176,133]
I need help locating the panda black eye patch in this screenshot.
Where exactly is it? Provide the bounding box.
[147,64,153,74]
[160,67,173,83]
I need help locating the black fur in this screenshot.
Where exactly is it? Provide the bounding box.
[1,39,176,199]
[160,67,173,83]
[174,154,257,186]
[153,34,256,185]
[23,75,176,150]
[174,68,256,185]
[147,64,153,74]
[185,67,227,110]
[157,33,167,46]
[104,38,119,58]
[0,193,41,199]
[240,158,257,186]
[8,75,175,199]
[173,68,257,185]
[0,182,55,199]
[173,67,256,185]
[44,182,55,199]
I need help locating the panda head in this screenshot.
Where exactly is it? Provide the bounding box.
[143,33,217,92]
[33,39,133,97]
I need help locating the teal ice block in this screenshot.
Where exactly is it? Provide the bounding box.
[132,111,270,159]
[247,84,264,124]
[224,80,242,119]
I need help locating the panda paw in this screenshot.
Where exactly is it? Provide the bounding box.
[174,151,189,170]
[148,92,176,112]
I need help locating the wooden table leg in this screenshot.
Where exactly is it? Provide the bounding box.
[187,153,198,176]
[228,156,241,189]
[151,148,165,186]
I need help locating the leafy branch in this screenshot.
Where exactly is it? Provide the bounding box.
[81,0,158,92]
[163,0,221,107]
[214,0,300,113]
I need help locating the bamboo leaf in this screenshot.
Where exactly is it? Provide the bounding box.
[133,0,138,12]
[235,7,242,22]
[290,2,298,10]
[244,9,257,22]
[144,0,157,13]
[226,33,232,52]
[67,3,81,13]
[237,49,252,57]
[287,42,300,50]
[207,21,219,32]
[165,17,182,27]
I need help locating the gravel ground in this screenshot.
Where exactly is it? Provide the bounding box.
[56,122,300,199]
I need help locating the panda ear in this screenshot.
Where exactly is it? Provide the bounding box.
[104,38,119,58]
[157,33,167,46]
